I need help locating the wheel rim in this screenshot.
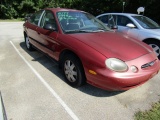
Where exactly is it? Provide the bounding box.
[149,44,160,57]
[64,60,77,82]
[25,36,30,49]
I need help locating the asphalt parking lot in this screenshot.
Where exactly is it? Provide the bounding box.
[0,22,160,120]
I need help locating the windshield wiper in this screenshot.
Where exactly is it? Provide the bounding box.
[92,29,105,32]
[65,29,94,33]
[92,28,106,32]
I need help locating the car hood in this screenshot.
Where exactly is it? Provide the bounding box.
[68,32,152,61]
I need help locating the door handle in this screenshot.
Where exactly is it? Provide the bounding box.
[36,27,40,34]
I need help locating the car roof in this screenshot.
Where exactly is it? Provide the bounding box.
[44,8,84,13]
[97,13,143,17]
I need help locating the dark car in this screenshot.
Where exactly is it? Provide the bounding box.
[23,8,160,90]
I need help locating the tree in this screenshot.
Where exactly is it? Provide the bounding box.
[0,0,160,24]
[0,0,18,19]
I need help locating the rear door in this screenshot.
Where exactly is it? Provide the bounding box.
[26,10,44,44]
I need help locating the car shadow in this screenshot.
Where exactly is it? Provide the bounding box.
[20,42,124,97]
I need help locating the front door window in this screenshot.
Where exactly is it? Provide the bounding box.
[40,11,57,29]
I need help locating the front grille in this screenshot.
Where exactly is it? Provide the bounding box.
[141,60,156,69]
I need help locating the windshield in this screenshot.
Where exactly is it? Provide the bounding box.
[132,15,160,29]
[57,11,111,33]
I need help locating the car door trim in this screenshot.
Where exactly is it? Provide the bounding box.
[29,36,53,52]
[38,10,45,27]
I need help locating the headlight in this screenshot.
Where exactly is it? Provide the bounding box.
[105,58,128,72]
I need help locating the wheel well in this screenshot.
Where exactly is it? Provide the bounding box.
[59,50,80,67]
[24,31,27,39]
[59,50,85,71]
[143,38,159,44]
[59,49,86,83]
[24,31,26,36]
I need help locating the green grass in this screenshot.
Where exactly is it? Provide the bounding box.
[135,101,160,120]
[0,18,24,22]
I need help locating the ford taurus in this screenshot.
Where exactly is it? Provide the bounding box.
[23,8,160,90]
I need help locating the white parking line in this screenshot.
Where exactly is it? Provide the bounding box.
[10,41,79,120]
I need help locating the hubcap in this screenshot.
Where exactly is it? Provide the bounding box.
[64,60,77,82]
[149,44,160,57]
[26,36,30,48]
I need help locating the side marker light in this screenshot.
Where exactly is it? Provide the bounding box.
[89,70,97,75]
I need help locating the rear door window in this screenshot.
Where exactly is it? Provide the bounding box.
[29,10,43,25]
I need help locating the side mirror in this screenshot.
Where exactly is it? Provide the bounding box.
[43,24,57,31]
[24,14,32,21]
[24,17,27,21]
[111,25,118,29]
[126,23,136,28]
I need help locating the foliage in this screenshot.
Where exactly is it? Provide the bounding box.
[70,0,124,15]
[0,4,18,19]
[0,0,160,23]
[125,0,160,23]
[135,101,160,120]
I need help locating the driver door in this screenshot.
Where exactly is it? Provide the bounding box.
[116,15,139,39]
[37,10,59,60]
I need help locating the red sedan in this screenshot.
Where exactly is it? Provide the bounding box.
[23,8,160,90]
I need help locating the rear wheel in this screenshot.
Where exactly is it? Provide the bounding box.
[145,40,160,59]
[24,34,34,51]
[62,54,86,87]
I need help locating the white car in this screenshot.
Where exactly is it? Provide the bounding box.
[96,13,160,59]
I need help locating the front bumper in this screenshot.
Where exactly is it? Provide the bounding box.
[85,53,160,91]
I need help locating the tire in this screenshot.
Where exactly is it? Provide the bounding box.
[145,40,160,60]
[62,54,86,87]
[24,34,34,51]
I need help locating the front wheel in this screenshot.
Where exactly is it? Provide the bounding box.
[145,40,160,59]
[62,54,86,87]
